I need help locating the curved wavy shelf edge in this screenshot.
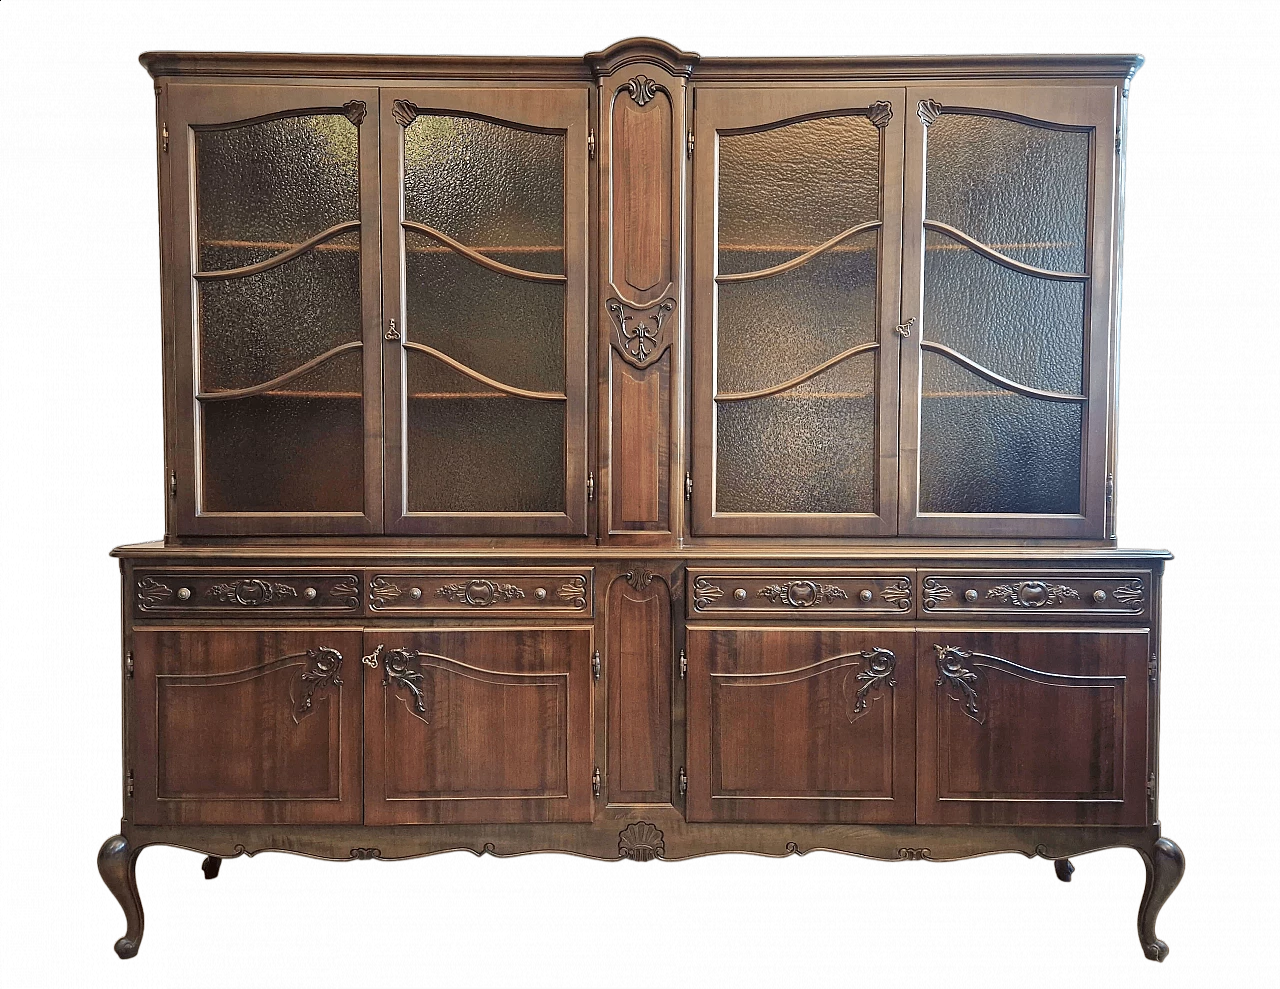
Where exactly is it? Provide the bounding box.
[716,341,879,402]
[922,341,1086,403]
[716,220,882,284]
[403,221,566,283]
[196,341,363,402]
[403,342,566,402]
[924,220,1087,282]
[194,221,361,281]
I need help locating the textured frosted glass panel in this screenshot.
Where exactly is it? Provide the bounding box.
[404,114,563,273]
[196,113,359,269]
[201,351,364,513]
[716,234,877,395]
[718,114,880,266]
[405,231,564,394]
[198,231,361,392]
[926,113,1088,272]
[923,231,1084,394]
[405,352,565,513]
[716,354,876,514]
[919,352,1081,514]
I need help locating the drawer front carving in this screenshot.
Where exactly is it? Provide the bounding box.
[919,571,1149,620]
[367,569,593,616]
[134,573,361,616]
[687,569,913,619]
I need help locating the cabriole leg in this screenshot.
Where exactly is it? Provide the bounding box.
[1137,837,1185,961]
[97,835,144,959]
[202,855,221,880]
[1054,858,1074,882]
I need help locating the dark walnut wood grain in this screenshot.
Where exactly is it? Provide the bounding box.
[363,627,595,824]
[606,570,673,803]
[918,629,1150,826]
[686,627,916,823]
[131,629,363,825]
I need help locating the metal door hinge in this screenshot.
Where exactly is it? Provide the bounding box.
[687,130,694,159]
[1115,126,1122,155]
[592,649,601,681]
[587,128,596,160]
[895,317,915,338]
[1105,472,1115,531]
[684,471,693,501]
[385,317,400,341]
[678,766,688,796]
[1149,653,1158,681]
[1146,771,1156,803]
[168,469,177,498]
[587,471,595,502]
[592,766,602,798]
[126,771,135,798]
[125,652,134,679]
[162,122,169,154]
[678,648,687,679]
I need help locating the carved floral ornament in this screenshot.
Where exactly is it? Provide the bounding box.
[607,298,675,369]
[759,581,847,608]
[289,647,344,725]
[625,75,660,107]
[842,648,897,723]
[436,580,525,607]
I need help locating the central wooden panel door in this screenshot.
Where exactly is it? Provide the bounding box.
[364,627,595,823]
[690,88,905,535]
[164,84,383,534]
[686,627,916,822]
[381,87,590,534]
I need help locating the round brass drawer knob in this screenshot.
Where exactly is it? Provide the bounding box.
[859,589,873,603]
[1093,589,1107,603]
[304,587,318,601]
[734,588,748,602]
[177,587,192,602]
[535,587,547,601]
[410,587,423,600]
[964,589,978,603]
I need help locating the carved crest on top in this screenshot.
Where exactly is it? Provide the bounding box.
[607,297,675,368]
[626,75,660,106]
[585,37,699,80]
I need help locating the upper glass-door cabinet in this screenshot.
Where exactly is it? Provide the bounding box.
[166,85,382,534]
[899,86,1119,538]
[381,88,589,534]
[691,89,905,536]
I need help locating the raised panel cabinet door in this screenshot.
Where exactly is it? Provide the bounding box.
[380,88,590,535]
[364,627,595,823]
[686,627,916,823]
[164,84,383,535]
[918,629,1149,825]
[899,86,1119,538]
[690,88,905,536]
[131,629,363,825]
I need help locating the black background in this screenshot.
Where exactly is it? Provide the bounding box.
[82,32,1187,972]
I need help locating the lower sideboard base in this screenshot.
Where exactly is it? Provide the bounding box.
[98,818,1184,962]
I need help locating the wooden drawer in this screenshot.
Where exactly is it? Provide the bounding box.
[134,572,361,617]
[687,569,913,619]
[367,569,594,617]
[919,570,1150,621]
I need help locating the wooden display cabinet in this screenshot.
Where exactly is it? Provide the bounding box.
[101,38,1183,963]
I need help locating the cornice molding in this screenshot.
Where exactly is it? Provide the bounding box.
[584,37,699,80]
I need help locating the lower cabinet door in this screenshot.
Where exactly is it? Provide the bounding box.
[919,629,1150,825]
[132,629,363,825]
[364,627,595,824]
[686,627,916,823]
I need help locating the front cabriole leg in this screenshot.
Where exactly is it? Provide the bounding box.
[97,835,144,959]
[202,855,221,880]
[1137,837,1185,961]
[1054,858,1075,882]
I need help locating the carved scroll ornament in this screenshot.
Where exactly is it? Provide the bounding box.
[436,580,525,607]
[607,297,675,369]
[934,644,984,725]
[758,581,847,608]
[290,647,344,725]
[842,648,897,723]
[986,581,1079,608]
[207,579,298,606]
[625,75,660,107]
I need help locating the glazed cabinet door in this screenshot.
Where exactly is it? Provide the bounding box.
[919,629,1149,825]
[690,88,905,536]
[131,629,363,824]
[381,88,590,534]
[686,627,915,822]
[164,85,382,534]
[364,627,595,823]
[900,86,1118,537]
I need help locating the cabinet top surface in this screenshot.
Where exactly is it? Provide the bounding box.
[140,37,1143,82]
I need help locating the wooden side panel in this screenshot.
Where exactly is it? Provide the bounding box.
[612,358,670,527]
[687,627,916,823]
[132,628,363,825]
[918,629,1149,825]
[365,627,594,824]
[606,572,672,803]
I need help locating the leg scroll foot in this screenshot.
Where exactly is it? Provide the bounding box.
[202,855,221,880]
[98,835,144,959]
[1138,837,1185,962]
[1054,858,1074,883]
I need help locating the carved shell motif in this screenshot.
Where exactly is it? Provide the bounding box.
[618,822,665,861]
[626,75,659,106]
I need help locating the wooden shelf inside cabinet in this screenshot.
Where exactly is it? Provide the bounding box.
[202,239,564,254]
